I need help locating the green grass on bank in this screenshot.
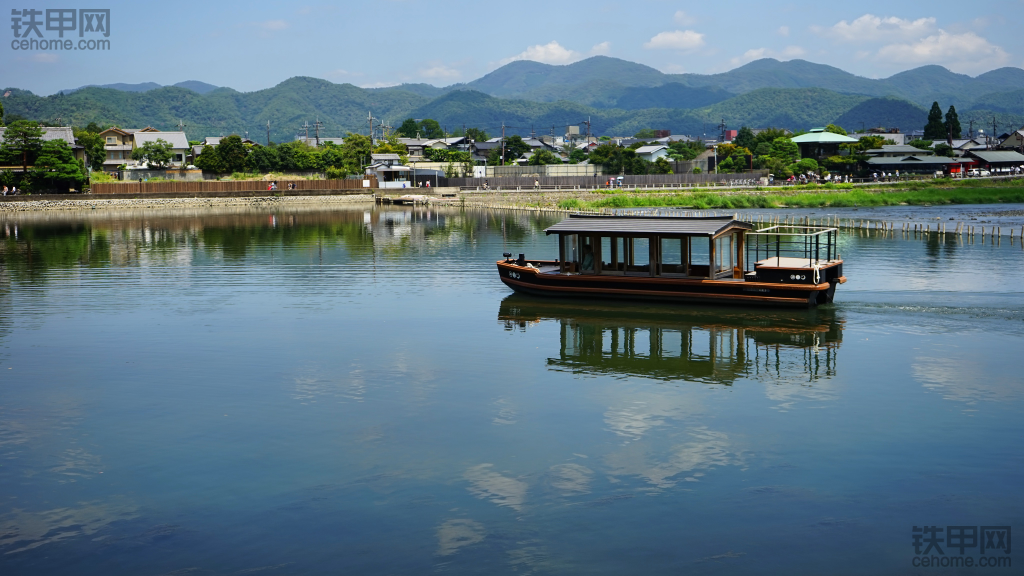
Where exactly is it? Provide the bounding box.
[559,186,1024,211]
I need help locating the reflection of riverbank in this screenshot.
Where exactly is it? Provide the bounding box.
[498,294,842,385]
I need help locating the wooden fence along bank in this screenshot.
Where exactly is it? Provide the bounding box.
[91,178,378,195]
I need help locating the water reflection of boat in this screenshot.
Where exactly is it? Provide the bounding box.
[498,294,842,384]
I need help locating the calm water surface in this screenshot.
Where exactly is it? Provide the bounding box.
[1,205,1022,574]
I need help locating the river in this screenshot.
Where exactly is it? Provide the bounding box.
[1,205,1022,574]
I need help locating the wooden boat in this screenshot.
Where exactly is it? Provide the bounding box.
[496,215,846,308]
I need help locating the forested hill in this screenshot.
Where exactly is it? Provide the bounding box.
[5,62,1023,141]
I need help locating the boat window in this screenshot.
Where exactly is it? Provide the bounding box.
[601,236,624,273]
[581,235,595,273]
[689,237,710,277]
[568,235,579,272]
[715,234,735,275]
[660,237,687,275]
[626,237,650,275]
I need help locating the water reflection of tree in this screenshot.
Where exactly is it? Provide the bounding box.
[1,225,111,282]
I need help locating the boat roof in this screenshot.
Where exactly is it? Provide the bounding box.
[544,215,753,236]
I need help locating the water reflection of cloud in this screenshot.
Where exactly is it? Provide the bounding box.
[492,397,517,425]
[761,379,838,412]
[49,447,103,483]
[435,518,486,556]
[0,500,138,554]
[912,356,1015,405]
[548,463,593,495]
[603,391,698,441]
[291,367,366,403]
[464,464,528,511]
[606,427,744,490]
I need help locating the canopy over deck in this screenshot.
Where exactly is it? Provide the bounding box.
[544,215,753,237]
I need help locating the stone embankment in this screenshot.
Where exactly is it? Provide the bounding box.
[0,194,375,213]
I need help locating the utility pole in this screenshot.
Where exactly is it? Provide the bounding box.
[266,120,271,147]
[992,116,998,149]
[501,122,506,166]
[969,119,975,140]
[718,118,726,143]
[300,121,310,142]
[176,119,187,133]
[314,117,323,147]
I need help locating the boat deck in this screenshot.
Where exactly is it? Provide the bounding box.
[755,257,840,269]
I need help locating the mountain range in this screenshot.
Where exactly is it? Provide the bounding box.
[4,57,1022,142]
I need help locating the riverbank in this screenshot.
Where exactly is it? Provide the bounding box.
[0,194,374,213]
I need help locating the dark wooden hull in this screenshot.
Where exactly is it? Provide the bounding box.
[497,260,843,308]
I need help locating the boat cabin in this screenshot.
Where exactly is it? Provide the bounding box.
[498,215,845,307]
[544,215,754,279]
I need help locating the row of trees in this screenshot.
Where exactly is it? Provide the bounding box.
[0,120,87,191]
[924,102,962,140]
[193,133,410,178]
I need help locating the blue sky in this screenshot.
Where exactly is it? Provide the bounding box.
[5,0,1024,95]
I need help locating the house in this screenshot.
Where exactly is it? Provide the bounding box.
[293,136,343,147]
[0,125,85,168]
[964,150,1024,173]
[789,128,859,159]
[931,138,986,155]
[98,127,141,172]
[132,131,191,167]
[997,129,1024,151]
[863,145,958,174]
[635,145,669,162]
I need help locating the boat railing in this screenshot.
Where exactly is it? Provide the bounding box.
[746,225,839,268]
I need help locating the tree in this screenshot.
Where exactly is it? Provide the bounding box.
[244,145,280,172]
[131,138,174,169]
[490,135,530,165]
[569,148,587,163]
[527,149,561,165]
[0,100,4,125]
[769,137,800,164]
[856,135,889,151]
[31,139,86,190]
[924,101,946,140]
[373,135,409,165]
[907,139,934,151]
[339,133,372,173]
[1,120,45,176]
[945,105,962,139]
[419,119,443,139]
[733,127,756,151]
[194,145,225,173]
[73,128,106,171]
[633,128,656,138]
[396,118,420,138]
[215,135,248,173]
[824,124,847,135]
[933,143,955,157]
[753,127,789,145]
[653,156,673,174]
[464,127,489,142]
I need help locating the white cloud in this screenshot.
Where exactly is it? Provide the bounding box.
[420,65,461,80]
[778,26,789,37]
[822,14,935,42]
[31,53,59,63]
[877,30,1009,72]
[259,20,289,30]
[729,45,805,66]
[673,10,695,25]
[500,41,580,65]
[643,30,705,51]
[590,41,611,56]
